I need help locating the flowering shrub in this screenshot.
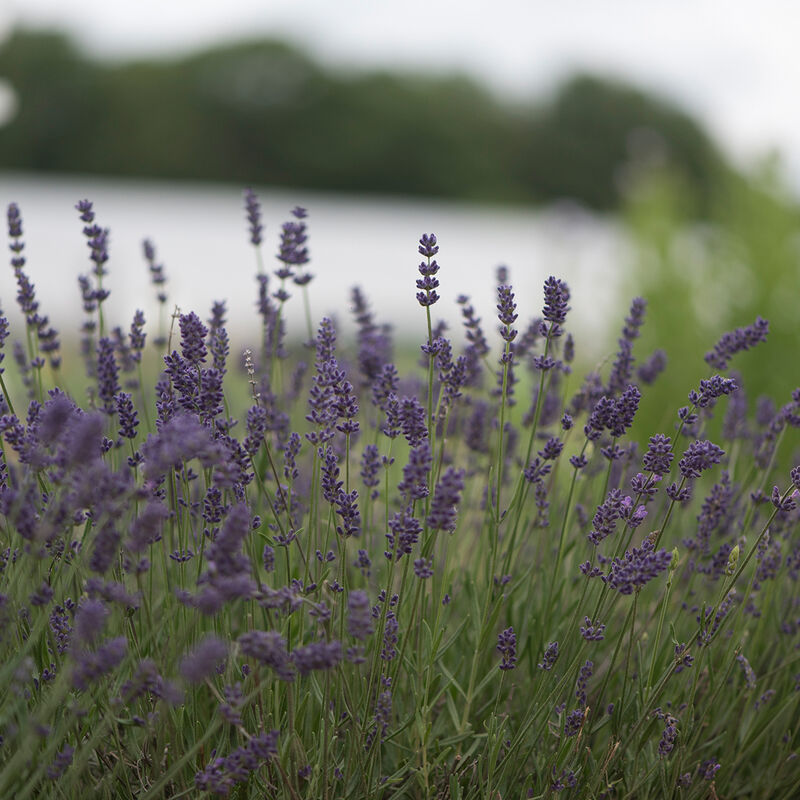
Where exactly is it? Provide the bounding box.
[1,194,799,798]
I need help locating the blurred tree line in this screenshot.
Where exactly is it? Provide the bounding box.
[0,28,727,213]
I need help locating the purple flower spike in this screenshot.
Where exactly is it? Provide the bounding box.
[180,636,228,684]
[705,316,769,370]
[658,715,678,757]
[347,590,374,641]
[427,466,465,532]
[292,640,343,676]
[643,434,673,474]
[497,285,518,343]
[497,627,517,670]
[416,233,440,307]
[179,312,208,366]
[277,213,309,268]
[539,641,559,670]
[244,187,263,246]
[541,276,570,338]
[604,538,672,595]
[588,489,624,545]
[238,630,294,681]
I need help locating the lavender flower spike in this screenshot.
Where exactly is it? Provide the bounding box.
[497,627,517,670]
[705,316,769,370]
[416,233,440,307]
[427,466,465,532]
[541,276,570,337]
[604,538,672,595]
[244,187,263,246]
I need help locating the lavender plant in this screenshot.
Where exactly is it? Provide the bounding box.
[1,195,799,800]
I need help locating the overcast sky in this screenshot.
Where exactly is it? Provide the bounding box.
[3,0,799,186]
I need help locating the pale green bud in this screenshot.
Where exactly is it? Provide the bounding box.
[725,544,740,576]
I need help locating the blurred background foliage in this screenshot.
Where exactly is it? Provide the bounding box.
[0,28,726,211]
[1,27,798,451]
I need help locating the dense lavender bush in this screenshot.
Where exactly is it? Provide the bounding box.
[1,195,799,799]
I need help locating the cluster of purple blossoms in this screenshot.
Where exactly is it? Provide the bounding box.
[642,433,673,474]
[698,759,721,781]
[195,729,279,795]
[689,375,738,408]
[71,636,128,691]
[397,442,431,501]
[179,636,228,684]
[563,708,584,737]
[604,539,672,595]
[588,489,625,545]
[413,557,433,579]
[580,617,606,641]
[292,641,342,676]
[658,714,678,757]
[550,768,578,792]
[238,630,294,681]
[385,508,422,560]
[679,439,725,479]
[584,385,641,445]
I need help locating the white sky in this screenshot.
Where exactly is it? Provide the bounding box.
[2,0,800,186]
